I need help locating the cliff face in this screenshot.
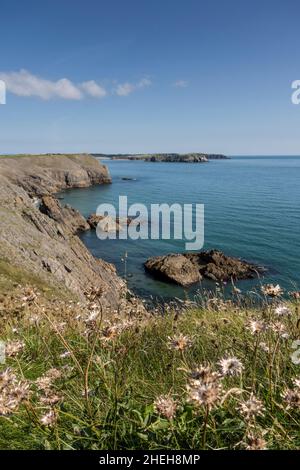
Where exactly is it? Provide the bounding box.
[0,154,136,312]
[0,154,111,196]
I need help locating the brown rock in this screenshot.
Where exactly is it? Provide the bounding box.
[186,250,263,282]
[87,214,121,232]
[87,214,135,231]
[87,214,105,229]
[40,196,90,233]
[144,254,202,286]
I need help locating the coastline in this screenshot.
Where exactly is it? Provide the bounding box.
[0,154,144,313]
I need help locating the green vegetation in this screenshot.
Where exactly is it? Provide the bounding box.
[0,259,72,301]
[0,284,300,450]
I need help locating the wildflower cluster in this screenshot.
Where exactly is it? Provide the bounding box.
[282,378,300,409]
[154,395,178,420]
[0,368,30,416]
[239,394,265,422]
[187,365,223,409]
[167,333,193,352]
[35,368,63,426]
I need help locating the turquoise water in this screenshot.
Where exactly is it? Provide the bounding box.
[60,156,300,299]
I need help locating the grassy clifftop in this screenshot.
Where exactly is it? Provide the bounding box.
[0,153,111,194]
[0,284,299,450]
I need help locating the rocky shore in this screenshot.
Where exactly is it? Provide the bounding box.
[0,154,141,313]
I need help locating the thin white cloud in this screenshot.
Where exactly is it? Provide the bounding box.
[115,82,135,97]
[115,77,152,96]
[80,80,107,98]
[0,69,151,101]
[173,80,189,88]
[0,69,83,100]
[137,78,152,88]
[0,69,108,101]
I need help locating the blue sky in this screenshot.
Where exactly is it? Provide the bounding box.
[0,0,300,155]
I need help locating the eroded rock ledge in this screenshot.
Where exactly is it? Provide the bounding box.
[144,250,265,286]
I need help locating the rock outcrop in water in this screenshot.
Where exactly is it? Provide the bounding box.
[87,213,135,232]
[144,254,201,286]
[144,250,264,286]
[0,154,142,313]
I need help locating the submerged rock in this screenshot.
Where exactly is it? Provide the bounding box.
[144,250,264,286]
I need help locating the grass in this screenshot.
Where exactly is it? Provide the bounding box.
[0,284,300,450]
[0,259,72,301]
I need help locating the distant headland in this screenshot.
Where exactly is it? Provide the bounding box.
[93,153,229,162]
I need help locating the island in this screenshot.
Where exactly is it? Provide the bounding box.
[93,152,229,162]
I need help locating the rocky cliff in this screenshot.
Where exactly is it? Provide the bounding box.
[0,154,141,313]
[0,153,111,196]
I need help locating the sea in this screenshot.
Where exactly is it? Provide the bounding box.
[60,156,300,300]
